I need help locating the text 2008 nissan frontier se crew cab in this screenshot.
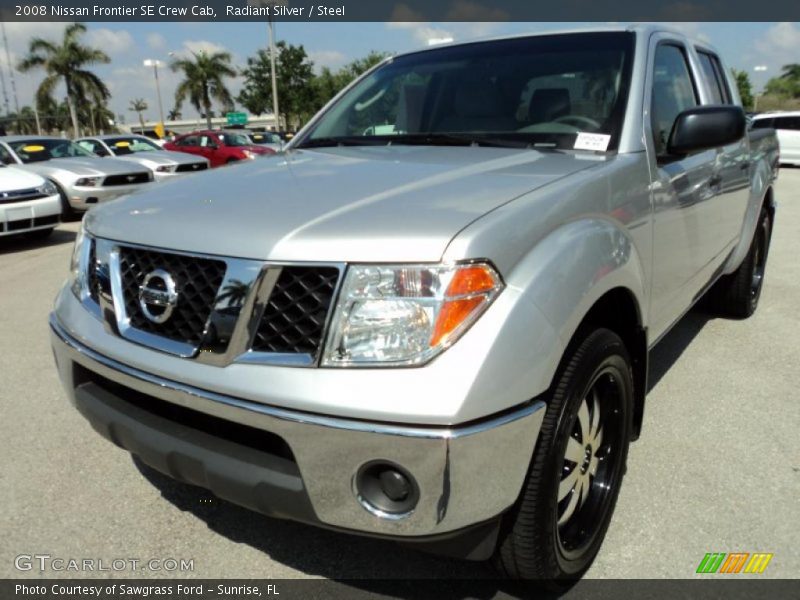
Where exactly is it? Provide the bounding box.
[51,26,778,583]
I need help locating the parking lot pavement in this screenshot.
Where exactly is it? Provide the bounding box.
[1,170,798,588]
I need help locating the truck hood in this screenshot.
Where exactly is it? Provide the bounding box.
[87,146,599,262]
[19,157,149,179]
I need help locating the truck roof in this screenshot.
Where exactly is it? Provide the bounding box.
[394,24,717,59]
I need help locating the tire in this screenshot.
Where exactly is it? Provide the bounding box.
[25,227,54,241]
[706,206,772,319]
[494,328,633,586]
[53,181,79,221]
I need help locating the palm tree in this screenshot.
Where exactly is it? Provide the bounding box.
[780,64,800,81]
[171,50,236,129]
[167,107,182,121]
[17,23,110,138]
[129,98,148,133]
[217,280,250,308]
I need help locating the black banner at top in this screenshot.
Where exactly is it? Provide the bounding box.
[0,0,798,22]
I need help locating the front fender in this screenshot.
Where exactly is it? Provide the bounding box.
[504,218,648,387]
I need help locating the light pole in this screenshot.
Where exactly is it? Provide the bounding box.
[249,0,282,131]
[144,59,166,136]
[267,15,280,131]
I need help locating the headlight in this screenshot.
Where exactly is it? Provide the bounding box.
[69,225,89,299]
[242,150,257,159]
[37,179,58,196]
[156,165,175,173]
[322,262,503,366]
[75,176,102,187]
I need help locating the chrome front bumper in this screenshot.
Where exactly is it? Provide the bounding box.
[50,314,544,539]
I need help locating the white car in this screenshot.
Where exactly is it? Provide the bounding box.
[0,136,153,216]
[0,164,61,239]
[752,111,800,165]
[76,135,209,182]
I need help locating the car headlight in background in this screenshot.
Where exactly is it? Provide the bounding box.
[242,150,258,159]
[69,225,89,299]
[322,262,503,366]
[37,179,58,197]
[75,176,102,187]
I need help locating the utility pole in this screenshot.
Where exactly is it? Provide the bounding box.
[144,59,166,136]
[267,14,280,131]
[249,0,282,131]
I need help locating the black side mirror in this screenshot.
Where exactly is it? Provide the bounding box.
[667,105,745,155]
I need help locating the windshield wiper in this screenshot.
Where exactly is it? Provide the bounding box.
[297,136,391,149]
[298,133,534,150]
[387,133,532,149]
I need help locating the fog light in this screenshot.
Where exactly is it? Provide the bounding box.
[355,461,419,518]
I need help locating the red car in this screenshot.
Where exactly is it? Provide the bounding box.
[163,130,275,167]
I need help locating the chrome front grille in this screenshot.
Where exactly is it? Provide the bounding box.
[252,266,340,358]
[81,238,342,366]
[0,187,47,204]
[118,247,227,346]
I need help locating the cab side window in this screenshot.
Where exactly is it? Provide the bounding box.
[697,50,732,105]
[178,135,199,147]
[651,44,698,156]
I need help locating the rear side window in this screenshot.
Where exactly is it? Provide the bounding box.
[751,119,774,129]
[178,136,198,147]
[651,44,698,155]
[697,51,732,104]
[774,117,800,130]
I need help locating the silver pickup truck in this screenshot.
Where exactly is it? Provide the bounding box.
[51,26,778,583]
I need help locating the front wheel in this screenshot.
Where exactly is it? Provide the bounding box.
[494,328,633,585]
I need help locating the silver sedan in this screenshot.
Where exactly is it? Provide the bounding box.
[76,135,209,182]
[0,136,153,216]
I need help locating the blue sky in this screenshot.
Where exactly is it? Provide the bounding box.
[1,21,798,123]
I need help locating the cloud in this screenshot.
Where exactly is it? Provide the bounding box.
[146,32,167,52]
[308,50,347,72]
[661,22,711,44]
[182,39,229,57]
[754,22,800,64]
[387,2,505,47]
[85,28,135,56]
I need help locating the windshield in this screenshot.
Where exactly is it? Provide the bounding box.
[8,138,95,163]
[218,133,252,147]
[298,32,634,151]
[105,137,161,155]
